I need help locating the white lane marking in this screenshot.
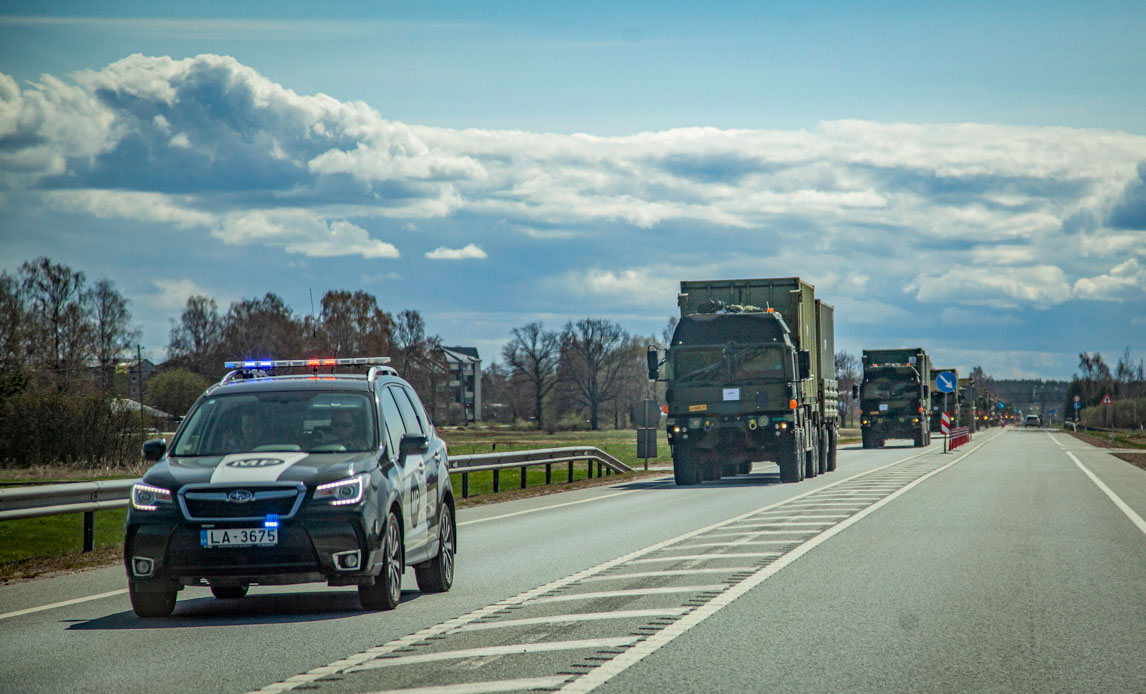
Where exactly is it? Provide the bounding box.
[366,676,571,694]
[675,540,795,549]
[1047,431,1067,449]
[458,491,637,527]
[582,568,756,582]
[529,585,728,605]
[558,429,999,693]
[736,514,849,520]
[626,553,781,564]
[457,608,691,633]
[249,445,942,694]
[730,521,836,527]
[1067,452,1146,537]
[0,589,127,622]
[347,637,639,671]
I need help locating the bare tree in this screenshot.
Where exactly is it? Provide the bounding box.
[19,258,92,389]
[0,272,26,373]
[317,290,394,357]
[835,351,860,426]
[220,293,305,363]
[89,278,139,390]
[168,295,223,377]
[502,321,560,429]
[557,318,634,430]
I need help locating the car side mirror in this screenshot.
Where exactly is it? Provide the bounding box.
[797,350,811,380]
[398,434,429,461]
[142,438,167,462]
[647,346,660,381]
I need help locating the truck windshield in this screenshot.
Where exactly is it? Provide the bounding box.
[671,347,725,382]
[732,346,788,382]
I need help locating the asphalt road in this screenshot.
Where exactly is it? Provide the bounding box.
[1,428,1143,694]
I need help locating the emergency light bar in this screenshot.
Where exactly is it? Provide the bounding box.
[223,357,391,370]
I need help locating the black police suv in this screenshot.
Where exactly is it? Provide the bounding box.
[125,358,455,617]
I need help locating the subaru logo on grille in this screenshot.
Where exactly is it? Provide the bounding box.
[226,458,285,468]
[227,489,255,503]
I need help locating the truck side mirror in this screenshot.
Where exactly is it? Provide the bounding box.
[852,384,859,399]
[647,346,659,381]
[798,350,811,380]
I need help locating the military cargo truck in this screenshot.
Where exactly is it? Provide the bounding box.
[648,278,838,485]
[958,377,976,431]
[929,367,960,432]
[858,348,931,448]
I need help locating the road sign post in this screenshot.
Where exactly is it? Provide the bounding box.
[1101,393,1114,442]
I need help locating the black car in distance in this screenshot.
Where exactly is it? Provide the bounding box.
[125,357,455,617]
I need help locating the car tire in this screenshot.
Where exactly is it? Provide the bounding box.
[415,503,455,594]
[359,511,402,611]
[210,584,248,600]
[130,582,177,618]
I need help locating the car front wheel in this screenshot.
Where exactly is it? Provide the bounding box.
[415,503,455,593]
[130,582,177,618]
[359,511,403,610]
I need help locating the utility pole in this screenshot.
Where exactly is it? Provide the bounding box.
[138,344,144,441]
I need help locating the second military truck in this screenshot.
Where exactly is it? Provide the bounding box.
[858,348,931,448]
[649,277,838,485]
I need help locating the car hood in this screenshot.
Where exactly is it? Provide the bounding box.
[143,451,380,490]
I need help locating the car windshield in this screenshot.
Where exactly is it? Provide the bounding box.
[171,390,376,456]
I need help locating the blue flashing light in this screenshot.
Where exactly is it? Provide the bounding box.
[264,513,279,529]
[259,360,273,367]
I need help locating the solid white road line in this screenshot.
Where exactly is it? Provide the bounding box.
[347,637,640,671]
[0,589,127,622]
[457,608,690,632]
[557,429,1002,693]
[458,490,638,527]
[1067,451,1146,537]
[529,585,728,605]
[365,677,571,694]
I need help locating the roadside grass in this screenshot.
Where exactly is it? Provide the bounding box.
[1064,427,1146,472]
[0,426,671,582]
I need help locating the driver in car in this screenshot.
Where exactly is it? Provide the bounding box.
[328,409,368,450]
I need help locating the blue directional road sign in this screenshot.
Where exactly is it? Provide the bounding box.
[935,371,957,393]
[997,401,1005,410]
[1074,401,1081,410]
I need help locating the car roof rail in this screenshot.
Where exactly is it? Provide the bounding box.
[368,365,399,381]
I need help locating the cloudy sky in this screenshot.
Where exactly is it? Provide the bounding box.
[2,1,1145,379]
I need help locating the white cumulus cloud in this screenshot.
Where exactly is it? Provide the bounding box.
[425,243,487,260]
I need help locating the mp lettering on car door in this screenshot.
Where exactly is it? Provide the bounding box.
[379,386,427,547]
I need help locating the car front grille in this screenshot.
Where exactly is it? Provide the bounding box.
[178,483,306,521]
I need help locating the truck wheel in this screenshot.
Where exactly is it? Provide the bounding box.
[738,461,752,475]
[673,448,700,486]
[804,430,818,479]
[818,428,829,474]
[861,430,872,449]
[779,431,802,483]
[827,428,838,472]
[702,464,721,482]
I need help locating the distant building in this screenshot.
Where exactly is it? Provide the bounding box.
[439,346,481,423]
[114,358,159,400]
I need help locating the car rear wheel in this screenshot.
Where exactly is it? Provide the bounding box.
[359,511,402,610]
[130,582,177,618]
[415,503,455,593]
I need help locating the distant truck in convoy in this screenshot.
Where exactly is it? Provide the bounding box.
[929,367,960,431]
[857,348,931,448]
[648,278,838,486]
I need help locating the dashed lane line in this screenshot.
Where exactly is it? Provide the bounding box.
[528,585,728,605]
[366,676,571,694]
[456,608,690,633]
[581,568,756,582]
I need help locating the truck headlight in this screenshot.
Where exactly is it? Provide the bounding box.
[315,474,368,506]
[131,483,172,511]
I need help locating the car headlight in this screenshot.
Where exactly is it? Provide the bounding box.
[315,473,369,506]
[131,483,172,511]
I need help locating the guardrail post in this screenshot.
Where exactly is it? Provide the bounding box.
[545,463,552,485]
[492,469,500,493]
[462,472,469,499]
[520,466,527,489]
[597,461,602,478]
[568,461,574,483]
[83,511,95,552]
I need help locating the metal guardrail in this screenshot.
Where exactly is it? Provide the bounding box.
[0,446,634,549]
[449,446,632,498]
